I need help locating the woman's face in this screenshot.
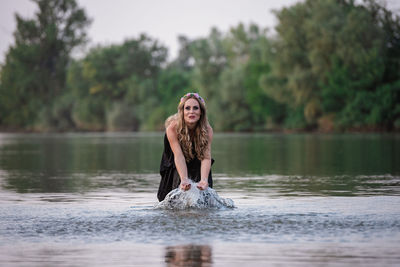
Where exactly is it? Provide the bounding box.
[183,98,201,127]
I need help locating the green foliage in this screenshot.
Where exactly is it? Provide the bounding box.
[106,102,138,131]
[1,0,399,132]
[37,92,76,131]
[260,0,399,131]
[320,58,352,113]
[284,106,307,129]
[66,35,168,131]
[243,33,286,128]
[339,80,400,129]
[188,24,282,131]
[157,66,191,116]
[72,97,106,131]
[0,0,91,130]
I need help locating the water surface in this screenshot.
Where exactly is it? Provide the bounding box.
[0,132,399,266]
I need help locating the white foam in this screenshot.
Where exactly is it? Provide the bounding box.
[155,181,235,210]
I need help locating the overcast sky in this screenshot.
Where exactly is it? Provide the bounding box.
[1,0,399,63]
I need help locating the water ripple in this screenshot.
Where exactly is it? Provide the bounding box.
[1,197,399,245]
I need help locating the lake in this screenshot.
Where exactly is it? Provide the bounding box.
[0,132,399,266]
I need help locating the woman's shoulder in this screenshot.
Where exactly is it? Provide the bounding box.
[165,113,178,129]
[207,124,213,139]
[207,124,213,134]
[166,120,178,139]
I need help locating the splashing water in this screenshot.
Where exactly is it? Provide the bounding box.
[155,181,235,210]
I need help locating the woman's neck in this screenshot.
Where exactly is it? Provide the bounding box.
[186,122,197,131]
[187,127,196,140]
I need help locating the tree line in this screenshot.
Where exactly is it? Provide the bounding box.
[0,0,399,132]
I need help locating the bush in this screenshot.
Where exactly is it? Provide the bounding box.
[106,102,139,131]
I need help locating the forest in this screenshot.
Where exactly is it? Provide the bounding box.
[0,0,399,132]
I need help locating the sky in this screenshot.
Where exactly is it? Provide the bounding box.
[0,0,301,63]
[1,0,399,63]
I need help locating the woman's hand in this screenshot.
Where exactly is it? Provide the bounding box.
[180,178,191,191]
[196,180,208,190]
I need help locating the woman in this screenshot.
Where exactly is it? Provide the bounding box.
[157,92,214,202]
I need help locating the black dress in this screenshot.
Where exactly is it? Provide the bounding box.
[157,133,214,201]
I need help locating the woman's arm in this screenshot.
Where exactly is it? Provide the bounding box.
[166,123,191,191]
[197,126,213,190]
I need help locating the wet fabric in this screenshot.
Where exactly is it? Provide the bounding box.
[157,134,213,202]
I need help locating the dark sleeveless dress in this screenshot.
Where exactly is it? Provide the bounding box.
[157,134,214,201]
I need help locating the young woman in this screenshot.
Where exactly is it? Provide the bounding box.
[157,93,214,201]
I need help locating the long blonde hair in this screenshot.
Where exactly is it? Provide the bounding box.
[165,94,210,162]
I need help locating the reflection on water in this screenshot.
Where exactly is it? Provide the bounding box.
[0,133,400,266]
[0,133,399,195]
[214,133,400,176]
[0,133,399,183]
[1,172,399,200]
[166,245,212,267]
[216,174,400,197]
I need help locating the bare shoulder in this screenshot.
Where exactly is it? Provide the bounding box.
[166,120,183,155]
[207,125,213,141]
[166,120,178,141]
[207,124,213,133]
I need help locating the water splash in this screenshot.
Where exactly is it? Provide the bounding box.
[154,181,235,210]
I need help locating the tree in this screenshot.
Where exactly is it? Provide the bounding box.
[261,0,400,130]
[0,0,91,130]
[188,24,282,131]
[67,35,168,131]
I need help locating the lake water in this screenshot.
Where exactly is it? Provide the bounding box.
[0,132,399,266]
